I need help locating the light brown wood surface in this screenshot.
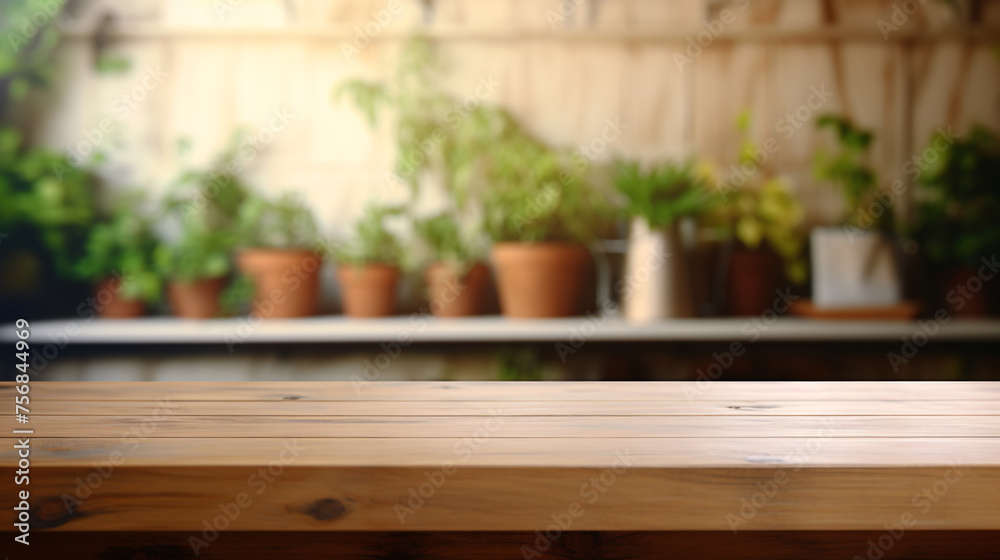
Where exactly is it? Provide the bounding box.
[1,381,998,533]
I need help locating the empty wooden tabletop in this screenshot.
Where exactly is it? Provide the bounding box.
[1,381,998,532]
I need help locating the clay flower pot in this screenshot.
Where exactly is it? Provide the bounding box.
[235,249,321,318]
[337,264,400,318]
[726,247,782,316]
[94,277,145,319]
[167,277,227,319]
[491,242,590,318]
[425,262,490,317]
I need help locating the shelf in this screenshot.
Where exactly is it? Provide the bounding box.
[6,315,1000,345]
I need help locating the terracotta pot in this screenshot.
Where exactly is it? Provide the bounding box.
[943,267,992,318]
[726,246,782,316]
[337,264,399,318]
[167,277,227,319]
[491,242,590,318]
[425,262,490,317]
[235,249,321,318]
[94,277,145,319]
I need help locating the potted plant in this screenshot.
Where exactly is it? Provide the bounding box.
[334,204,404,318]
[415,213,490,317]
[913,126,1000,317]
[155,225,234,319]
[340,38,610,318]
[156,144,245,319]
[613,158,716,320]
[811,115,901,310]
[711,179,807,315]
[483,128,610,318]
[0,128,98,319]
[706,115,808,315]
[74,200,162,319]
[338,38,492,317]
[234,192,322,319]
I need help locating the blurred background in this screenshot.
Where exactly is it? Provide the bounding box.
[1,0,999,383]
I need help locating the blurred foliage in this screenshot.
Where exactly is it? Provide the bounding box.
[914,125,1000,270]
[73,195,161,303]
[0,0,109,318]
[154,225,235,283]
[158,140,248,281]
[613,158,716,229]
[337,36,612,244]
[219,272,254,316]
[0,0,65,115]
[496,346,545,381]
[165,138,250,232]
[414,212,482,267]
[235,191,319,250]
[707,112,808,284]
[335,36,447,196]
[711,180,808,285]
[0,127,97,294]
[814,115,891,231]
[334,204,404,266]
[477,116,612,243]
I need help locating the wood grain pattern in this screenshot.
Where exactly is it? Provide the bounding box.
[9,437,1000,468]
[1,381,997,533]
[6,414,999,438]
[8,466,999,531]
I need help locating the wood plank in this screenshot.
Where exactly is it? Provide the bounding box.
[25,398,1000,416]
[6,414,998,438]
[5,381,996,534]
[8,437,1000,468]
[4,530,998,560]
[7,466,996,531]
[8,381,1000,402]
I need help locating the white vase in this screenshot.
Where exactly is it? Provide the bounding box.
[810,227,901,309]
[621,217,694,321]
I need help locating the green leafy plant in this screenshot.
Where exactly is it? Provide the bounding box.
[414,212,482,266]
[338,37,612,245]
[814,115,887,229]
[914,125,1000,270]
[708,113,808,283]
[1,0,65,114]
[219,273,255,316]
[156,140,250,281]
[336,36,449,195]
[334,204,405,266]
[236,192,319,249]
[711,179,808,284]
[478,118,611,244]
[154,225,235,282]
[613,158,716,229]
[0,128,97,294]
[74,198,161,303]
[164,138,250,232]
